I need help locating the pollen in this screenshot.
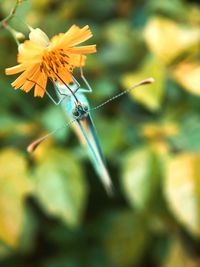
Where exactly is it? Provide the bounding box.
[41,49,69,76]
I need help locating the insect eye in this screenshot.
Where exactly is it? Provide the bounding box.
[72,109,79,117]
[83,104,88,111]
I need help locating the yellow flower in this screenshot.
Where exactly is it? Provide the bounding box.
[5,25,96,97]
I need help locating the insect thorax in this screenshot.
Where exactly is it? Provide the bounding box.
[72,103,89,120]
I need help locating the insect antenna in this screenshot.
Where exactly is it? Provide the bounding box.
[27,77,154,153]
[27,117,78,153]
[89,78,154,112]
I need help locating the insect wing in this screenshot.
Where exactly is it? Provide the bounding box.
[77,114,113,195]
[62,92,113,194]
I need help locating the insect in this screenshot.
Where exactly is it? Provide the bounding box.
[27,67,154,195]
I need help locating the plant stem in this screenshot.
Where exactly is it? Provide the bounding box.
[0,0,22,28]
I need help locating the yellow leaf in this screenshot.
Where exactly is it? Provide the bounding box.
[172,62,200,95]
[0,149,32,247]
[163,239,198,267]
[16,122,38,135]
[141,122,179,139]
[164,152,200,236]
[0,197,24,248]
[144,17,200,64]
[121,56,165,111]
[122,147,159,209]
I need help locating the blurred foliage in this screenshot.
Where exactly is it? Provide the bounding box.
[0,0,200,266]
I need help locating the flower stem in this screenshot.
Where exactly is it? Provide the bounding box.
[2,22,20,45]
[0,0,24,45]
[0,0,22,28]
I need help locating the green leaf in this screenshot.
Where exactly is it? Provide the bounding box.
[91,77,116,100]
[97,116,127,157]
[171,114,200,151]
[100,210,149,267]
[40,255,80,267]
[100,20,144,68]
[121,146,160,210]
[0,148,32,247]
[0,114,19,137]
[19,206,38,254]
[121,56,165,111]
[40,105,69,142]
[33,148,88,227]
[147,0,188,21]
[164,152,200,236]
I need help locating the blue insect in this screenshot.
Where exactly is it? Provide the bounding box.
[28,68,154,195]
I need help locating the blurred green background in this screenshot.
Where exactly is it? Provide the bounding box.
[0,0,200,266]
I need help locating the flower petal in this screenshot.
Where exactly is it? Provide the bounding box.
[56,67,73,86]
[34,72,47,97]
[12,64,39,89]
[17,41,44,63]
[29,28,50,47]
[67,54,86,67]
[53,25,94,49]
[68,45,96,54]
[66,25,93,47]
[5,64,26,75]
[21,67,42,92]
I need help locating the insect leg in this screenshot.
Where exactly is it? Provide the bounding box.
[78,65,93,93]
[45,89,65,105]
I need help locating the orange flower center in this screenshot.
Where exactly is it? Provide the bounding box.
[40,49,72,81]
